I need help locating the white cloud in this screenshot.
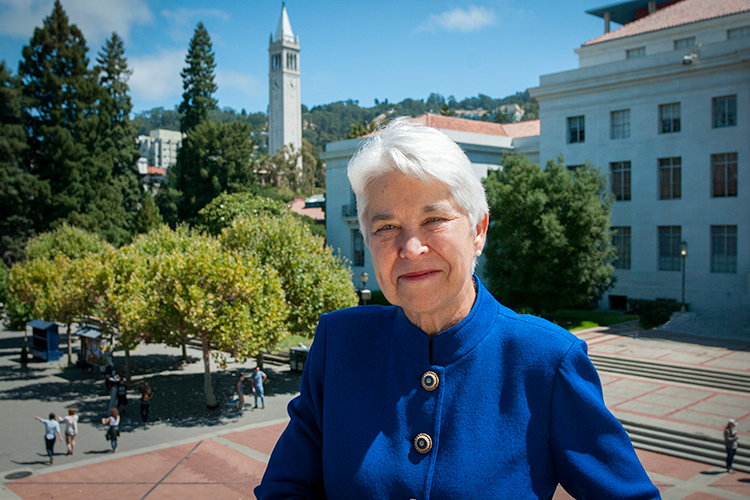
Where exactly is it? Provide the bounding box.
[0,0,153,45]
[161,8,229,42]
[129,48,185,102]
[417,6,497,33]
[217,69,262,97]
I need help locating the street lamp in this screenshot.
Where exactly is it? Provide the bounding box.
[359,272,371,306]
[680,241,688,312]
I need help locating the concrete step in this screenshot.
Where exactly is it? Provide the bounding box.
[589,353,750,393]
[621,419,749,473]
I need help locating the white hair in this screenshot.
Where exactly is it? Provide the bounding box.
[347,117,489,243]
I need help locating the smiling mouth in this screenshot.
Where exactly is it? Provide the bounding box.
[400,270,439,280]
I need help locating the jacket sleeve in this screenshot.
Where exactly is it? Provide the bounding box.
[254,315,328,499]
[550,341,661,500]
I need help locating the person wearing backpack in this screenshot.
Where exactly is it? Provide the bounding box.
[116,378,128,414]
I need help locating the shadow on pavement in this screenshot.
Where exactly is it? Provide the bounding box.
[636,329,750,352]
[11,460,51,466]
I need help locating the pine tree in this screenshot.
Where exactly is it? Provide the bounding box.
[0,61,48,264]
[95,32,142,239]
[134,191,162,234]
[18,0,127,245]
[178,22,218,135]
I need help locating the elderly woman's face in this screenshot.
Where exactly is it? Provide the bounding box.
[364,171,487,332]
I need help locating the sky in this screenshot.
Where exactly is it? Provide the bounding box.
[0,0,614,115]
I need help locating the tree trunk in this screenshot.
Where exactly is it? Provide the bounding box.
[125,348,131,381]
[256,352,264,370]
[201,335,216,407]
[182,338,187,363]
[66,323,72,367]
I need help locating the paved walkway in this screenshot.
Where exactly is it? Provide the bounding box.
[2,321,749,498]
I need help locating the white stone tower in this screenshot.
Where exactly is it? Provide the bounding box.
[268,3,301,160]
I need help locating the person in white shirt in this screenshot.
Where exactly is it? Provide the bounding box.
[102,408,120,453]
[57,407,79,455]
[35,413,63,465]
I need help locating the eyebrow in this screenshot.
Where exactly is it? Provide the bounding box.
[368,203,447,225]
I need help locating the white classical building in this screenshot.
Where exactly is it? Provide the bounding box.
[137,129,184,171]
[268,4,302,159]
[322,113,539,289]
[530,0,750,311]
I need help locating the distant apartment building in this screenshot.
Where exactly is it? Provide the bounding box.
[137,129,184,171]
[530,0,750,311]
[322,113,539,287]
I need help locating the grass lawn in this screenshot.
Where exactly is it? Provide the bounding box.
[273,333,312,352]
[542,309,639,332]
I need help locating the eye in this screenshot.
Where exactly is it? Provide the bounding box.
[374,224,396,233]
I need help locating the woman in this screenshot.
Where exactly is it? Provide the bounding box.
[139,382,154,425]
[236,373,245,410]
[57,407,78,455]
[255,118,659,499]
[102,408,120,453]
[35,413,63,465]
[724,419,739,473]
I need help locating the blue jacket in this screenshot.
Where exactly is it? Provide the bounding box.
[256,279,660,499]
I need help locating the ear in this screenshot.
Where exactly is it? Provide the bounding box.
[473,213,489,251]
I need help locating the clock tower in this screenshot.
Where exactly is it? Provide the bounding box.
[268,3,301,161]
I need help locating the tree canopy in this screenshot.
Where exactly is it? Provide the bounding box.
[178,22,218,135]
[483,155,616,313]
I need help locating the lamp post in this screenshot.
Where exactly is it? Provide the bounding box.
[359,272,371,306]
[680,241,688,312]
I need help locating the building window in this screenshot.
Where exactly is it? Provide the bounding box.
[712,95,737,128]
[611,109,630,139]
[728,26,750,39]
[659,157,682,199]
[611,161,631,201]
[626,47,646,59]
[711,153,738,197]
[674,37,696,50]
[659,103,681,133]
[711,225,737,273]
[567,116,585,143]
[566,164,584,172]
[658,226,682,271]
[612,227,631,270]
[352,229,365,267]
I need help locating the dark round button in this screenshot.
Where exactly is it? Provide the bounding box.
[414,433,432,454]
[421,371,439,391]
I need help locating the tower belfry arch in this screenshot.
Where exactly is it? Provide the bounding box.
[268,3,301,163]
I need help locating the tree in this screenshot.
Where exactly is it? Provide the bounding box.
[439,103,455,116]
[134,191,162,234]
[175,119,256,222]
[135,226,288,407]
[95,32,142,239]
[222,214,358,336]
[0,61,48,265]
[196,192,290,236]
[483,155,616,313]
[178,22,218,135]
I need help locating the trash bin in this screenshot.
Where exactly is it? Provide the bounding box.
[289,347,309,372]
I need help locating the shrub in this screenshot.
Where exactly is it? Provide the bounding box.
[627,298,688,329]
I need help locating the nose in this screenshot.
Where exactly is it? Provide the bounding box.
[398,230,427,259]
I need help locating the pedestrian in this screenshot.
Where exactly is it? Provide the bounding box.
[102,408,120,453]
[116,377,128,414]
[139,382,154,425]
[725,419,739,473]
[35,413,63,465]
[236,373,245,410]
[252,366,267,409]
[57,407,78,455]
[20,344,28,379]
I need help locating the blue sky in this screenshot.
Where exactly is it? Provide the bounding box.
[0,0,613,115]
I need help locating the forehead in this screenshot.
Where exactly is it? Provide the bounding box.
[365,171,456,212]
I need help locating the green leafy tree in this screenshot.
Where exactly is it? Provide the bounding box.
[346,119,377,139]
[178,22,218,135]
[0,61,48,265]
[222,214,358,336]
[175,120,256,222]
[95,32,142,238]
[134,226,288,407]
[196,192,289,235]
[135,191,162,234]
[439,103,455,116]
[483,155,616,313]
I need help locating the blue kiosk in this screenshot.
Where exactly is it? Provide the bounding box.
[27,320,62,361]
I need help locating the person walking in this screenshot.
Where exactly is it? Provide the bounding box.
[57,407,79,455]
[236,373,246,410]
[20,344,28,379]
[252,366,267,409]
[116,377,128,414]
[35,413,63,465]
[102,408,120,453]
[139,382,154,425]
[725,419,739,473]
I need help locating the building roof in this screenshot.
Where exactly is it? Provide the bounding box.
[586,0,681,25]
[411,113,540,138]
[147,166,167,175]
[584,0,750,46]
[275,4,295,43]
[287,196,325,221]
